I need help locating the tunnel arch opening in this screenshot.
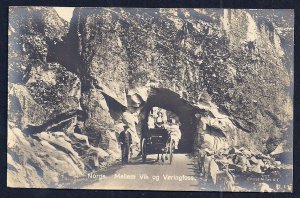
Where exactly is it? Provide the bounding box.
[140,88,199,153]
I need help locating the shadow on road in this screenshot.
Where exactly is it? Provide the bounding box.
[128,155,175,165]
[127,158,156,165]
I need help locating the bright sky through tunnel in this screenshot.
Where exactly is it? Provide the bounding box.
[54,7,75,22]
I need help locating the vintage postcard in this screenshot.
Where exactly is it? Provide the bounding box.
[7,7,293,192]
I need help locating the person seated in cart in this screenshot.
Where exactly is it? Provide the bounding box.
[154,111,165,128]
[166,118,182,150]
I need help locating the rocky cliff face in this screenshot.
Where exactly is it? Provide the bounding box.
[8,7,113,187]
[65,8,292,150]
[9,7,81,124]
[8,7,293,187]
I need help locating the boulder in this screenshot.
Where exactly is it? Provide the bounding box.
[26,63,82,116]
[274,161,281,166]
[80,146,110,169]
[195,101,236,135]
[258,159,265,167]
[257,153,271,160]
[215,157,232,168]
[216,168,235,191]
[237,156,251,172]
[258,182,274,192]
[249,156,259,165]
[8,64,82,130]
[202,133,229,151]
[270,141,288,156]
[251,164,262,174]
[8,84,47,129]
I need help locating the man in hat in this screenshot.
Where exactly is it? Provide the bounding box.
[118,125,132,164]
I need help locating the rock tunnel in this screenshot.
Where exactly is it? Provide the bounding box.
[140,88,199,153]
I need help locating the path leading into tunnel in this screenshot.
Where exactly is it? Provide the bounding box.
[78,154,206,191]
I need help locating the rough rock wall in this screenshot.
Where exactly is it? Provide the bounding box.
[67,8,292,152]
[9,7,68,84]
[8,7,112,187]
[9,7,81,123]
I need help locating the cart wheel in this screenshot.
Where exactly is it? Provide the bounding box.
[141,138,147,163]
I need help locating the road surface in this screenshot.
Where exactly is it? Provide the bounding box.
[70,154,205,191]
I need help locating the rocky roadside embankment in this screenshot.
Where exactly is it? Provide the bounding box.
[196,145,292,192]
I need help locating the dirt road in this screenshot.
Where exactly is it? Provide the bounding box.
[71,154,204,191]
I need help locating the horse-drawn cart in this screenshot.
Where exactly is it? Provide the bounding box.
[141,128,175,164]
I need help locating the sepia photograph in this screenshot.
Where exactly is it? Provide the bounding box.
[7,7,293,192]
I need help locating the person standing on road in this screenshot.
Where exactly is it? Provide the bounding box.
[167,118,182,150]
[118,125,132,164]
